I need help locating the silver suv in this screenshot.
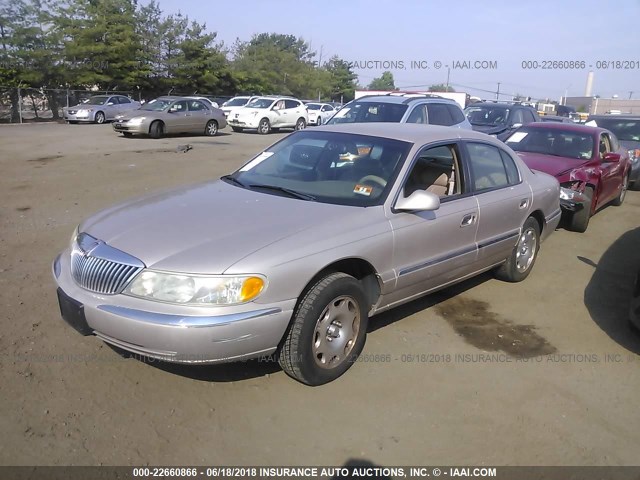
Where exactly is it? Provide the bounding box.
[326,93,472,129]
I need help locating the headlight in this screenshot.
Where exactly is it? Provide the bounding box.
[629,149,639,164]
[124,271,266,305]
[127,117,146,125]
[560,186,588,202]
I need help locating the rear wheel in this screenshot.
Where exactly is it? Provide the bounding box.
[278,272,368,385]
[494,216,540,282]
[258,118,271,135]
[94,111,105,124]
[612,173,629,206]
[149,120,164,139]
[567,186,594,233]
[295,117,306,130]
[205,120,218,136]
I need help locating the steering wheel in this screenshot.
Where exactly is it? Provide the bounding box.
[358,175,387,188]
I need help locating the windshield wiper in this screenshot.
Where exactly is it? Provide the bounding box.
[247,184,316,201]
[221,174,246,187]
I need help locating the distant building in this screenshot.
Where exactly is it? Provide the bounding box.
[562,96,640,115]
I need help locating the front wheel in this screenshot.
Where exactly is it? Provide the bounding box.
[567,186,594,232]
[149,120,164,139]
[122,132,132,137]
[278,272,368,385]
[295,117,306,130]
[258,118,271,135]
[205,120,218,136]
[94,111,105,124]
[494,216,540,282]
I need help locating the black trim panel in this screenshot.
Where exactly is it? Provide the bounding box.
[398,245,477,277]
[477,230,520,250]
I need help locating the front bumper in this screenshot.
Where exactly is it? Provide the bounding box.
[112,121,148,134]
[64,111,96,122]
[228,117,260,129]
[52,252,295,364]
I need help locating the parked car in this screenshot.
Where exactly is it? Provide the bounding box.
[63,95,141,124]
[112,96,227,138]
[228,96,308,134]
[505,122,630,232]
[306,102,337,125]
[186,96,219,108]
[326,93,471,129]
[465,102,540,141]
[585,115,640,190]
[220,96,259,119]
[53,123,561,385]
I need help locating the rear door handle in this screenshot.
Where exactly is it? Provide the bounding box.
[519,198,529,209]
[460,213,476,227]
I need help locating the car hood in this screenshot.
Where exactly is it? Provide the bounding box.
[80,181,371,274]
[470,124,506,135]
[515,151,587,177]
[66,103,103,110]
[116,110,158,120]
[619,140,640,150]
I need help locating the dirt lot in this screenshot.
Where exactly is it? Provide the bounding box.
[1,122,639,467]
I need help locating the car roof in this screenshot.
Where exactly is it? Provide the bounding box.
[467,102,534,109]
[520,122,606,135]
[588,114,640,120]
[351,95,456,105]
[312,122,500,144]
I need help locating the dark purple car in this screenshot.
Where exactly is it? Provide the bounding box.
[506,123,631,232]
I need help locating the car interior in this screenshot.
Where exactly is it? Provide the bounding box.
[404,145,459,198]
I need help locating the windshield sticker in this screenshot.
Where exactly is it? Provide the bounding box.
[508,131,528,142]
[354,184,373,196]
[240,152,274,171]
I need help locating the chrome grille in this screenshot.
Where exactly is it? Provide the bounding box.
[70,233,144,295]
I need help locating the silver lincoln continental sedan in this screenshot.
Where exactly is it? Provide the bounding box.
[53,124,561,385]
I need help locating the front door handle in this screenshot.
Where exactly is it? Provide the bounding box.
[460,213,476,227]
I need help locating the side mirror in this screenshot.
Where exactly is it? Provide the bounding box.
[395,190,441,212]
[602,152,621,162]
[511,122,523,129]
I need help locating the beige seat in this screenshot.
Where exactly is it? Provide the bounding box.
[406,163,450,197]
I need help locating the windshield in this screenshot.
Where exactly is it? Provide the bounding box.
[307,104,322,110]
[224,97,250,107]
[589,118,640,142]
[224,130,412,207]
[327,102,408,124]
[246,98,274,109]
[465,106,509,126]
[84,96,110,106]
[139,99,173,111]
[506,128,594,160]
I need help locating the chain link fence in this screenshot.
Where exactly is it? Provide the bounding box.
[0,87,138,123]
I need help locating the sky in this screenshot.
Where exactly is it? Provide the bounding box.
[159,0,640,101]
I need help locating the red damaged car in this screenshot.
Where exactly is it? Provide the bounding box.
[505,123,630,232]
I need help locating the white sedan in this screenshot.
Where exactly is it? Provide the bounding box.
[306,102,337,125]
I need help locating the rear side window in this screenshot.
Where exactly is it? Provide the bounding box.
[284,99,300,109]
[447,104,465,124]
[427,103,455,126]
[467,143,518,191]
[118,97,131,104]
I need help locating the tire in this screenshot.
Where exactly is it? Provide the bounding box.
[94,111,105,124]
[317,117,323,125]
[67,120,77,124]
[205,120,218,136]
[278,272,369,386]
[149,120,164,139]
[567,186,594,233]
[122,132,132,137]
[231,126,243,133]
[295,117,306,130]
[494,216,540,283]
[611,173,629,206]
[258,118,271,135]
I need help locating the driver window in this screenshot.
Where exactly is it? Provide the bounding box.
[407,105,427,124]
[274,100,285,110]
[171,101,187,112]
[404,144,462,198]
[599,134,611,158]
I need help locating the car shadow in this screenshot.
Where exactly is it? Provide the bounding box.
[118,132,233,139]
[583,226,640,354]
